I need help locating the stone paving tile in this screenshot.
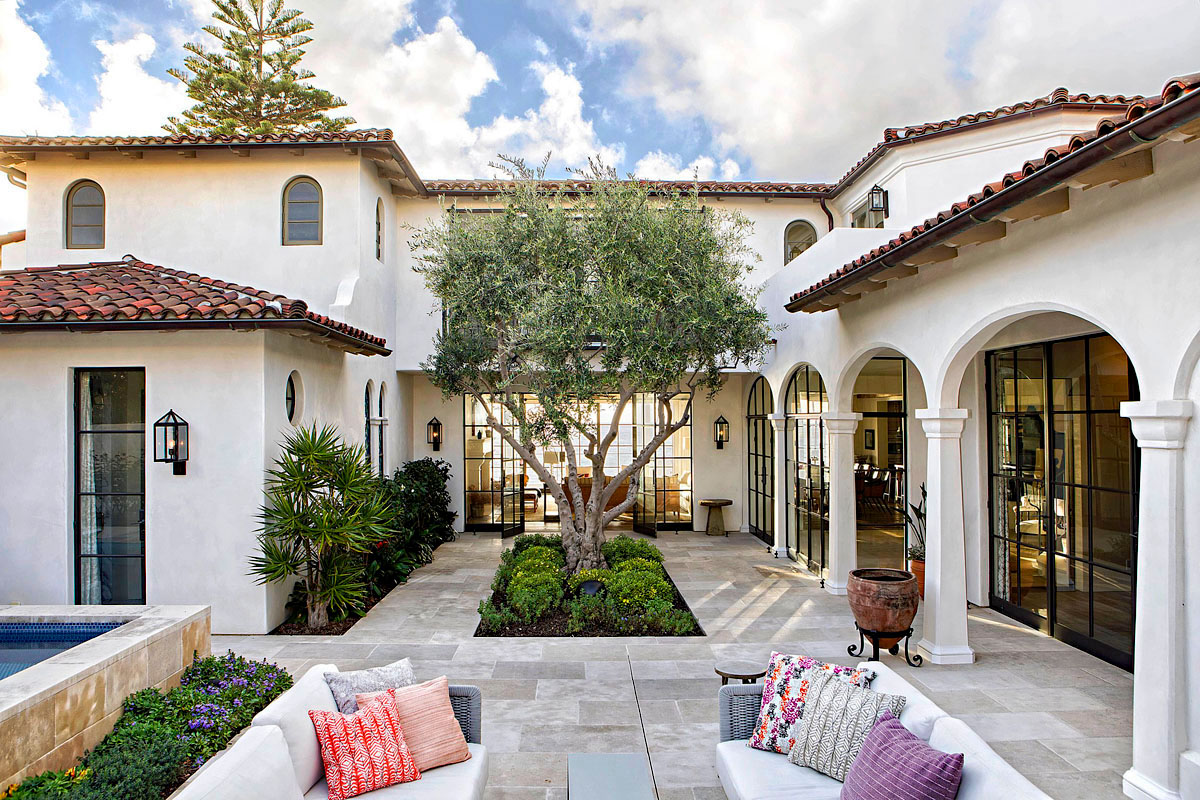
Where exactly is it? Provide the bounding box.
[991,740,1079,774]
[493,660,585,679]
[520,724,645,753]
[1041,737,1132,772]
[1030,769,1128,800]
[955,711,1086,741]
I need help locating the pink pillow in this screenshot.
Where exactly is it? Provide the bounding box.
[842,712,963,800]
[308,689,420,800]
[356,676,471,772]
[748,652,876,753]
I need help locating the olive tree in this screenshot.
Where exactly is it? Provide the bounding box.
[412,158,773,572]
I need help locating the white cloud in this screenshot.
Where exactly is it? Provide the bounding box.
[631,150,742,181]
[86,33,189,134]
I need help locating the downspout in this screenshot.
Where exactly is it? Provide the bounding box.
[1,165,27,189]
[819,196,835,232]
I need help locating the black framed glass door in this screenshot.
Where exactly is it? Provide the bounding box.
[75,368,146,604]
[784,366,829,574]
[987,333,1138,669]
[746,377,774,545]
[464,395,525,536]
[633,393,693,536]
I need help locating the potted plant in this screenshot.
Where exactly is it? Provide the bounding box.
[902,482,927,598]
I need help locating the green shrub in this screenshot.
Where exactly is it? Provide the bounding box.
[492,550,519,594]
[601,536,663,567]
[512,533,565,556]
[516,545,565,569]
[369,458,458,598]
[0,766,89,799]
[565,594,610,634]
[477,598,518,634]
[604,570,672,612]
[643,602,698,635]
[70,727,187,800]
[508,572,565,623]
[567,568,612,596]
[612,557,666,578]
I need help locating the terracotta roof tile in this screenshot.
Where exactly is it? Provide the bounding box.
[0,129,396,149]
[0,256,388,353]
[423,178,832,196]
[788,73,1200,309]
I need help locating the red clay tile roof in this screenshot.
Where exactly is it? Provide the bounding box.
[0,256,389,355]
[787,74,1200,312]
[0,128,397,149]
[424,178,832,197]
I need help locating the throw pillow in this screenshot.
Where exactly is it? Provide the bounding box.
[786,669,907,781]
[308,689,420,800]
[842,712,964,800]
[748,651,876,754]
[357,676,471,772]
[324,658,416,714]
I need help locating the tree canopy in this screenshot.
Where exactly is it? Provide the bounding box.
[165,0,353,137]
[412,157,774,570]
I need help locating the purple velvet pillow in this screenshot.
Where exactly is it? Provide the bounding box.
[841,712,963,800]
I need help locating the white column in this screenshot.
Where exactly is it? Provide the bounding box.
[822,412,861,595]
[770,415,788,557]
[915,408,975,665]
[1120,400,1191,800]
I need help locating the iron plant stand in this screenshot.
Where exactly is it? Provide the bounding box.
[847,623,923,667]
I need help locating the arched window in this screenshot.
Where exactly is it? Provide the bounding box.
[784,365,829,574]
[784,220,817,263]
[283,177,322,245]
[746,376,774,545]
[375,198,384,261]
[364,382,374,471]
[377,382,387,475]
[285,371,302,425]
[66,180,104,249]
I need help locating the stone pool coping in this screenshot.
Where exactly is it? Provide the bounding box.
[0,604,211,789]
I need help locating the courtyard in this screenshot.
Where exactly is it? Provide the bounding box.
[216,531,1134,800]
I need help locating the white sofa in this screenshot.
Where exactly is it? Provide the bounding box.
[715,661,1050,800]
[172,664,489,800]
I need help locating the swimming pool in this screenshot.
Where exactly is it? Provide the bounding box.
[0,622,124,680]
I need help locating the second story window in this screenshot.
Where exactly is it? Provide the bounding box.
[375,198,384,261]
[283,177,322,245]
[851,201,885,229]
[66,180,104,249]
[784,220,817,263]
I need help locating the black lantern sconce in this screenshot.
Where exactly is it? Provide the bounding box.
[427,417,443,451]
[714,415,730,450]
[868,184,889,218]
[153,410,189,475]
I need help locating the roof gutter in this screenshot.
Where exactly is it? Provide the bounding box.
[786,88,1200,313]
[0,317,391,356]
[1,165,26,189]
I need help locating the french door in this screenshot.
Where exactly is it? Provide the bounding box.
[746,377,774,546]
[75,368,146,604]
[784,365,829,575]
[632,393,693,536]
[463,395,525,536]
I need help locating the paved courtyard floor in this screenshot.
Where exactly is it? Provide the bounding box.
[215,531,1134,800]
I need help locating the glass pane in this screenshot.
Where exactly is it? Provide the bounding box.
[466,492,496,525]
[1052,486,1088,560]
[79,433,144,494]
[992,537,1019,603]
[1091,414,1131,491]
[288,181,319,202]
[1015,347,1044,412]
[72,205,103,226]
[993,477,1019,540]
[992,415,1017,474]
[1052,413,1088,485]
[78,495,143,555]
[1016,413,1045,477]
[1053,557,1091,636]
[288,222,319,242]
[1015,478,1045,550]
[1051,338,1086,412]
[288,201,320,223]
[1092,490,1133,570]
[73,185,103,205]
[993,351,1016,413]
[1092,566,1133,654]
[71,225,103,246]
[1089,335,1130,411]
[78,556,143,605]
[80,371,144,429]
[1017,545,1048,617]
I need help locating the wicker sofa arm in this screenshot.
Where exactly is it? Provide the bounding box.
[448,685,482,744]
[718,684,764,742]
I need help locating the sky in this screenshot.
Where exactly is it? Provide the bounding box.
[1,0,1199,233]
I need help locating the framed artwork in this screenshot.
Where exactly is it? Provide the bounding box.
[864,429,876,450]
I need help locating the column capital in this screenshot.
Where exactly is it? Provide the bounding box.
[1121,400,1193,450]
[768,414,787,432]
[821,411,862,435]
[916,407,968,438]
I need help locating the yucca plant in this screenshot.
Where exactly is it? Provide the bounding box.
[250,424,386,628]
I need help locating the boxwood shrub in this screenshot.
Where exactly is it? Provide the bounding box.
[601,535,664,567]
[507,572,565,622]
[612,557,666,579]
[604,569,673,611]
[515,545,565,570]
[512,533,565,556]
[567,568,612,596]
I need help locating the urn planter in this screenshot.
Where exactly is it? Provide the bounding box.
[846,567,920,649]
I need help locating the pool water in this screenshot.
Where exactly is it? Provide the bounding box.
[0,622,124,680]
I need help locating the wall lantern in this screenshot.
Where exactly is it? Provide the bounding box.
[153,409,189,475]
[427,417,443,451]
[868,184,889,217]
[714,415,730,450]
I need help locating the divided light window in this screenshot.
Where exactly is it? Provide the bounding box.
[375,198,384,261]
[283,177,322,245]
[851,202,884,229]
[66,180,105,249]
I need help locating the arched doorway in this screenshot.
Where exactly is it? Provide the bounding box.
[784,365,829,575]
[746,377,774,545]
[851,357,911,569]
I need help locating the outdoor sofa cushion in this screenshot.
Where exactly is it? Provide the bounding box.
[859,661,946,740]
[308,689,421,800]
[716,739,841,800]
[748,651,876,753]
[172,724,305,800]
[928,717,1051,799]
[356,677,472,772]
[325,658,416,714]
[252,663,342,791]
[841,711,963,800]
[302,744,490,800]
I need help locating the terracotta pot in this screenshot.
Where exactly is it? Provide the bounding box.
[846,568,920,649]
[909,560,926,599]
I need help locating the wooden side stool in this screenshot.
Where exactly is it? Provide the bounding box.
[715,660,767,686]
[700,498,732,536]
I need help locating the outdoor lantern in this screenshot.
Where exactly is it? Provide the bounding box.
[714,415,730,450]
[153,409,189,475]
[427,417,443,451]
[868,184,889,216]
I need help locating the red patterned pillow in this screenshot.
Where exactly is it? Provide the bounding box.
[747,651,876,753]
[308,689,421,800]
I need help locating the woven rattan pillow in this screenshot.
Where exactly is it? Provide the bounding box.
[786,668,907,781]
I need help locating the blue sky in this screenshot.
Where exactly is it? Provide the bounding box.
[3,0,1199,230]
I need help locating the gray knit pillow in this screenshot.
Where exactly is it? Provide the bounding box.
[324,658,416,713]
[786,667,907,781]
